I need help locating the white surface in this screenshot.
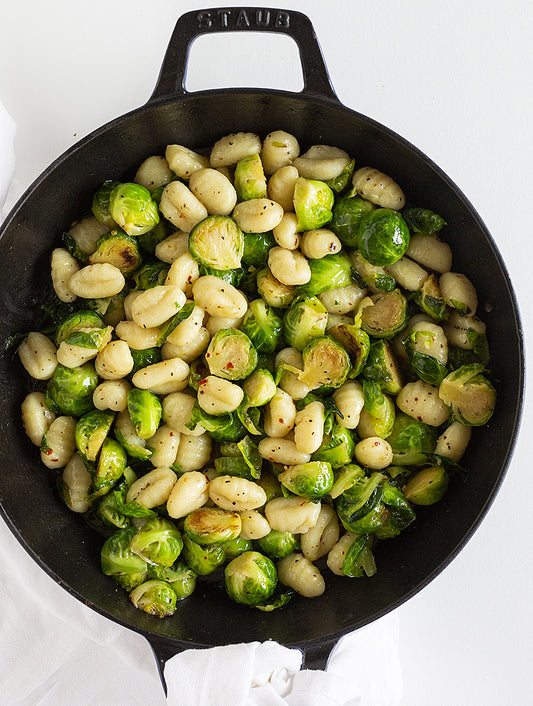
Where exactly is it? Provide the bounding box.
[0,0,531,703]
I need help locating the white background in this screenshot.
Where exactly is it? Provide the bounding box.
[0,0,532,703]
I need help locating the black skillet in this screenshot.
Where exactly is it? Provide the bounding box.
[0,6,524,687]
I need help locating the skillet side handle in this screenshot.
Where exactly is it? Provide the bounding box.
[300,636,338,671]
[149,7,339,103]
[147,635,182,696]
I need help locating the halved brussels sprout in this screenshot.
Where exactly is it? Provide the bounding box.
[293,177,334,231]
[189,215,244,271]
[386,412,438,465]
[129,579,177,617]
[130,517,183,567]
[46,363,99,416]
[329,194,375,247]
[298,252,352,297]
[234,154,267,200]
[329,464,365,499]
[101,527,149,591]
[224,550,277,606]
[127,388,162,440]
[92,438,127,498]
[256,529,300,559]
[438,364,496,426]
[402,207,447,235]
[109,183,160,236]
[361,340,403,395]
[299,336,351,390]
[240,299,283,354]
[75,409,114,463]
[283,296,328,351]
[413,274,447,321]
[184,507,242,545]
[312,421,355,470]
[357,208,410,266]
[360,289,408,339]
[328,321,371,379]
[242,231,276,267]
[402,466,449,505]
[55,310,105,345]
[89,229,142,274]
[359,381,396,439]
[149,560,197,599]
[181,535,226,575]
[342,534,377,578]
[206,328,258,380]
[278,461,334,501]
[256,266,296,309]
[92,180,120,228]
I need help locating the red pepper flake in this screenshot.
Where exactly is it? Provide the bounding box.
[226,362,234,369]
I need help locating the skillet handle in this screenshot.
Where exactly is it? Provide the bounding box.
[149,7,339,102]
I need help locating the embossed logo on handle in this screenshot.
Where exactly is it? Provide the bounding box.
[197,8,290,30]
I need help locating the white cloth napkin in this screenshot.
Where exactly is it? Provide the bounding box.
[0,101,402,706]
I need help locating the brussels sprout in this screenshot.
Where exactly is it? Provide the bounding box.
[90,437,126,497]
[55,310,105,345]
[189,215,244,271]
[149,560,197,599]
[342,534,377,578]
[94,464,134,526]
[130,347,162,376]
[225,550,277,606]
[156,301,196,346]
[386,412,438,465]
[335,472,386,532]
[109,183,160,236]
[351,251,396,292]
[329,464,366,499]
[282,296,328,351]
[293,177,334,231]
[413,274,447,321]
[325,157,355,193]
[255,588,295,612]
[188,357,211,392]
[184,507,242,545]
[234,154,267,200]
[357,208,410,266]
[256,472,283,504]
[187,403,246,443]
[92,180,121,228]
[132,261,169,290]
[361,340,403,394]
[127,388,162,440]
[129,579,177,617]
[256,267,296,309]
[46,363,99,416]
[137,220,170,256]
[206,328,258,380]
[278,461,334,501]
[402,207,447,235]
[130,517,183,567]
[402,330,449,386]
[298,252,352,297]
[360,381,396,438]
[243,368,276,407]
[242,231,276,267]
[240,299,283,353]
[328,321,371,378]
[64,326,113,351]
[256,529,299,559]
[75,409,114,462]
[438,364,496,426]
[312,422,355,470]
[101,527,149,591]
[114,409,154,461]
[376,482,416,538]
[329,194,375,247]
[89,229,142,275]
[299,336,351,390]
[219,536,254,560]
[181,535,226,575]
[235,396,263,437]
[402,465,449,505]
[360,289,408,339]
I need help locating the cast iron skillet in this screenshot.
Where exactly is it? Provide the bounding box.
[0,6,524,686]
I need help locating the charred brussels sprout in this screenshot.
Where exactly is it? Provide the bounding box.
[75,409,114,462]
[182,535,226,575]
[278,461,334,501]
[149,560,197,599]
[225,550,277,606]
[357,208,410,266]
[184,507,242,545]
[360,289,408,339]
[329,194,375,247]
[299,336,351,390]
[189,215,244,272]
[109,183,160,236]
[130,517,183,567]
[101,527,149,591]
[92,180,120,228]
[206,328,258,380]
[92,438,127,498]
[438,364,496,426]
[387,412,438,465]
[402,466,449,505]
[240,299,283,354]
[127,388,162,440]
[234,154,267,200]
[298,252,352,297]
[361,340,403,395]
[46,363,99,416]
[256,529,300,559]
[283,296,328,351]
[293,177,334,231]
[403,207,447,235]
[89,229,142,274]
[129,579,177,617]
